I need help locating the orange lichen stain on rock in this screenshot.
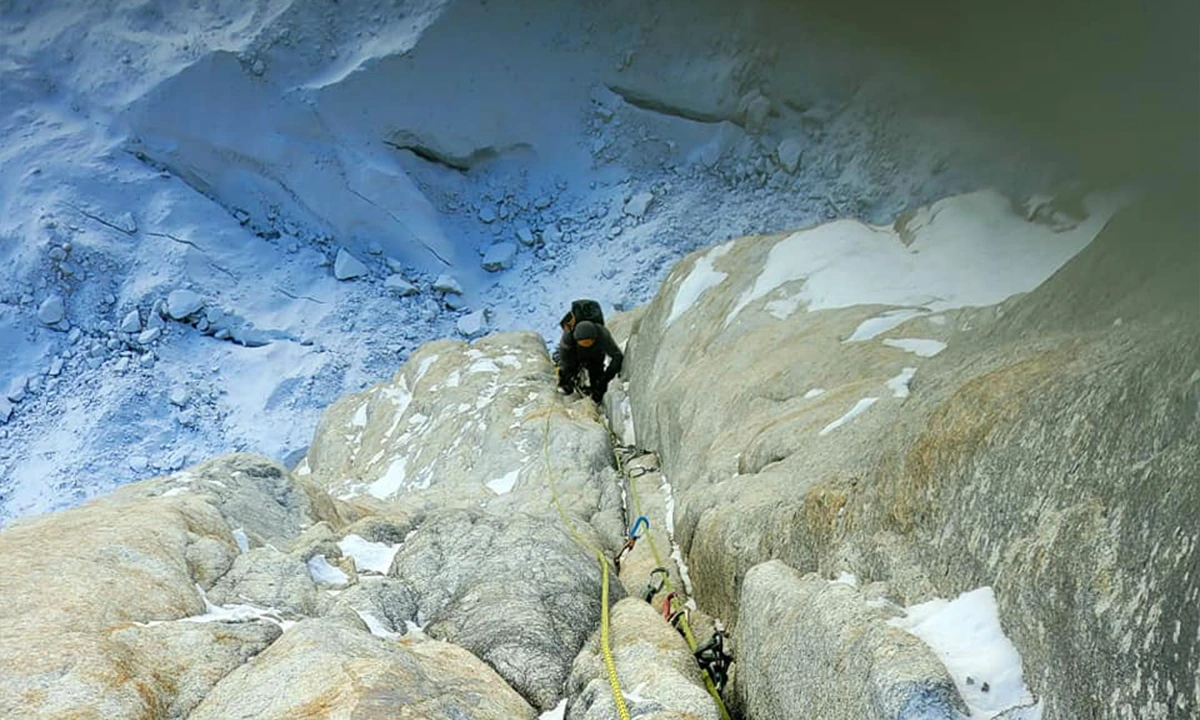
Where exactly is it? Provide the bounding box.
[888,347,1073,534]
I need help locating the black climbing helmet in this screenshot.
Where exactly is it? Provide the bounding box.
[573,320,600,348]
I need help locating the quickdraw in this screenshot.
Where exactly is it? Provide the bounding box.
[607,425,732,720]
[615,515,650,572]
[693,621,733,694]
[628,515,650,540]
[642,567,670,602]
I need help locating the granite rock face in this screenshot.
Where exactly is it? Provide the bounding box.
[567,598,722,720]
[620,194,1199,719]
[734,560,964,720]
[189,616,537,720]
[0,454,314,718]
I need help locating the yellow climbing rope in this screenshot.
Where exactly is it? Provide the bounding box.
[539,408,631,720]
[608,427,734,720]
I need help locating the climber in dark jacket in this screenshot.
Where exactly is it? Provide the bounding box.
[556,320,623,403]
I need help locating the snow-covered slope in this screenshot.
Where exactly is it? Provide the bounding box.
[0,0,1061,522]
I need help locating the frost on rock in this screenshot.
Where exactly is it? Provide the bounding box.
[165,290,204,320]
[776,137,804,173]
[623,191,654,218]
[433,274,463,295]
[457,310,486,337]
[333,248,369,280]
[481,242,518,272]
[119,309,142,333]
[37,295,66,325]
[384,275,418,296]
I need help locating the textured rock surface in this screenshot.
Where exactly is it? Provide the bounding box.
[734,560,964,720]
[393,508,622,711]
[302,332,620,529]
[0,453,318,718]
[621,194,1199,718]
[567,598,721,720]
[302,330,631,711]
[206,545,320,618]
[190,617,537,720]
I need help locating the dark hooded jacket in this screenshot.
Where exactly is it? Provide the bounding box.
[556,320,623,398]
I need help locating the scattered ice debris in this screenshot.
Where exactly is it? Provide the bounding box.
[0,399,12,424]
[890,587,1041,720]
[119,309,142,333]
[819,397,878,436]
[623,191,654,218]
[306,554,349,586]
[165,290,204,320]
[481,242,518,271]
[887,367,917,398]
[333,248,369,280]
[457,310,486,337]
[337,534,401,574]
[128,455,150,472]
[384,275,418,296]
[37,295,66,325]
[846,308,927,342]
[232,527,250,553]
[168,387,190,407]
[882,338,947,357]
[666,241,735,326]
[486,470,520,495]
[776,137,804,173]
[6,377,27,403]
[803,388,825,399]
[433,273,463,294]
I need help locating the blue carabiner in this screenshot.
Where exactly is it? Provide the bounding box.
[629,515,650,540]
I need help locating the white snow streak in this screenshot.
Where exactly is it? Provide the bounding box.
[882,338,947,357]
[819,397,878,436]
[886,367,917,398]
[666,242,734,326]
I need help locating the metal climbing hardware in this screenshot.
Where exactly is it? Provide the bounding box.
[615,515,650,572]
[662,592,677,620]
[694,621,733,694]
[642,567,669,602]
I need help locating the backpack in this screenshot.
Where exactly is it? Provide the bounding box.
[560,299,605,332]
